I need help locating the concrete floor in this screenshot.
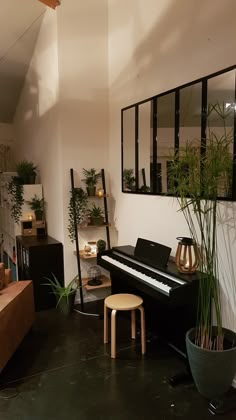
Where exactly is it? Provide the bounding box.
[0,301,235,420]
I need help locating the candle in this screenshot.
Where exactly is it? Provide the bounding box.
[97,189,104,197]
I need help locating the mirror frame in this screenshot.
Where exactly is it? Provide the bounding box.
[121,65,236,201]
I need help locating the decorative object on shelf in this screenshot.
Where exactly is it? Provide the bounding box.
[7,177,24,223]
[88,203,104,226]
[84,243,92,255]
[123,168,135,191]
[175,237,199,274]
[27,194,45,221]
[97,188,104,197]
[87,241,97,254]
[169,102,236,399]
[87,265,102,286]
[96,239,106,253]
[68,187,88,242]
[21,220,46,237]
[15,160,37,185]
[43,273,78,315]
[82,168,101,196]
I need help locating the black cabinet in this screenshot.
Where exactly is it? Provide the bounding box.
[16,235,64,311]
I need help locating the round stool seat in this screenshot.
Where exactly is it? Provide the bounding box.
[105,293,143,311]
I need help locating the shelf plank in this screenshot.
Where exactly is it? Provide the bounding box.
[82,275,111,291]
[78,223,111,229]
[73,250,97,259]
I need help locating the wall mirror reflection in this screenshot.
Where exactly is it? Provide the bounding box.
[121,65,236,200]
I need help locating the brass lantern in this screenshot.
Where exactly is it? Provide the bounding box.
[175,237,199,274]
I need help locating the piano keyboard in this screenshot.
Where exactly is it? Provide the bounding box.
[101,254,186,296]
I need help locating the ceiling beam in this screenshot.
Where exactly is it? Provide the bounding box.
[38,0,61,9]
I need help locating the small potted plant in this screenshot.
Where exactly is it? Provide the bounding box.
[88,204,104,226]
[16,160,37,184]
[27,194,45,220]
[82,168,101,196]
[43,273,78,316]
[96,239,106,253]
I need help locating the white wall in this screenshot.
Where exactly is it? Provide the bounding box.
[108,0,236,331]
[13,1,109,284]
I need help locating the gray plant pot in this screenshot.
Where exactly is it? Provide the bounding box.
[186,327,236,399]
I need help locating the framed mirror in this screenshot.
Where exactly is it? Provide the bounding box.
[121,65,236,200]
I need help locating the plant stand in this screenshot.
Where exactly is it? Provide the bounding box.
[70,168,111,315]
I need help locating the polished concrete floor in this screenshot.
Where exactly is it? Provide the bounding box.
[0,301,235,420]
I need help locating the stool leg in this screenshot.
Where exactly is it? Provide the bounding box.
[139,306,146,354]
[104,302,108,344]
[131,309,136,339]
[111,309,117,358]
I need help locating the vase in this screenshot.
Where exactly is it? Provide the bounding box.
[186,327,236,399]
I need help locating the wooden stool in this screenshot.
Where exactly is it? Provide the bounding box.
[104,293,146,358]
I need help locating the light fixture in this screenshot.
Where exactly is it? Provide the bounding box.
[38,0,61,10]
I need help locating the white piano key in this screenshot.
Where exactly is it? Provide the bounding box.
[101,255,172,296]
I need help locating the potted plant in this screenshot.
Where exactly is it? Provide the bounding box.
[7,177,24,223]
[27,194,45,220]
[43,273,78,316]
[169,102,236,399]
[123,168,135,191]
[88,203,104,226]
[82,168,101,196]
[96,239,106,253]
[68,187,88,242]
[16,160,37,184]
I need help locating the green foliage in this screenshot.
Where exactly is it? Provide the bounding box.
[123,168,135,191]
[82,168,101,187]
[68,188,88,242]
[16,160,37,176]
[88,203,104,218]
[27,194,44,212]
[43,273,78,307]
[7,177,24,223]
[96,239,106,252]
[168,102,234,350]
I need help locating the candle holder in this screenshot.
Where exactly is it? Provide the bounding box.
[97,188,104,197]
[175,237,199,274]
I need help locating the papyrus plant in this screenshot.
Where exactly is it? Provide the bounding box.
[169,102,234,350]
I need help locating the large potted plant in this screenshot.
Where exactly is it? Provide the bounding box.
[82,168,101,196]
[43,273,78,316]
[169,102,236,399]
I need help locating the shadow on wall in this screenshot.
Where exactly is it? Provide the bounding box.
[109,0,236,101]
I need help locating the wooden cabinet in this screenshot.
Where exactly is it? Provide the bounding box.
[16,235,64,311]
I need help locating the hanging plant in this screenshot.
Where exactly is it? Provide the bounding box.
[68,188,88,242]
[7,177,24,223]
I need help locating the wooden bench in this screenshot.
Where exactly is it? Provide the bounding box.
[0,281,35,372]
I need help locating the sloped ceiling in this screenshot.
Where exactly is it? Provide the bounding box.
[0,0,46,123]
